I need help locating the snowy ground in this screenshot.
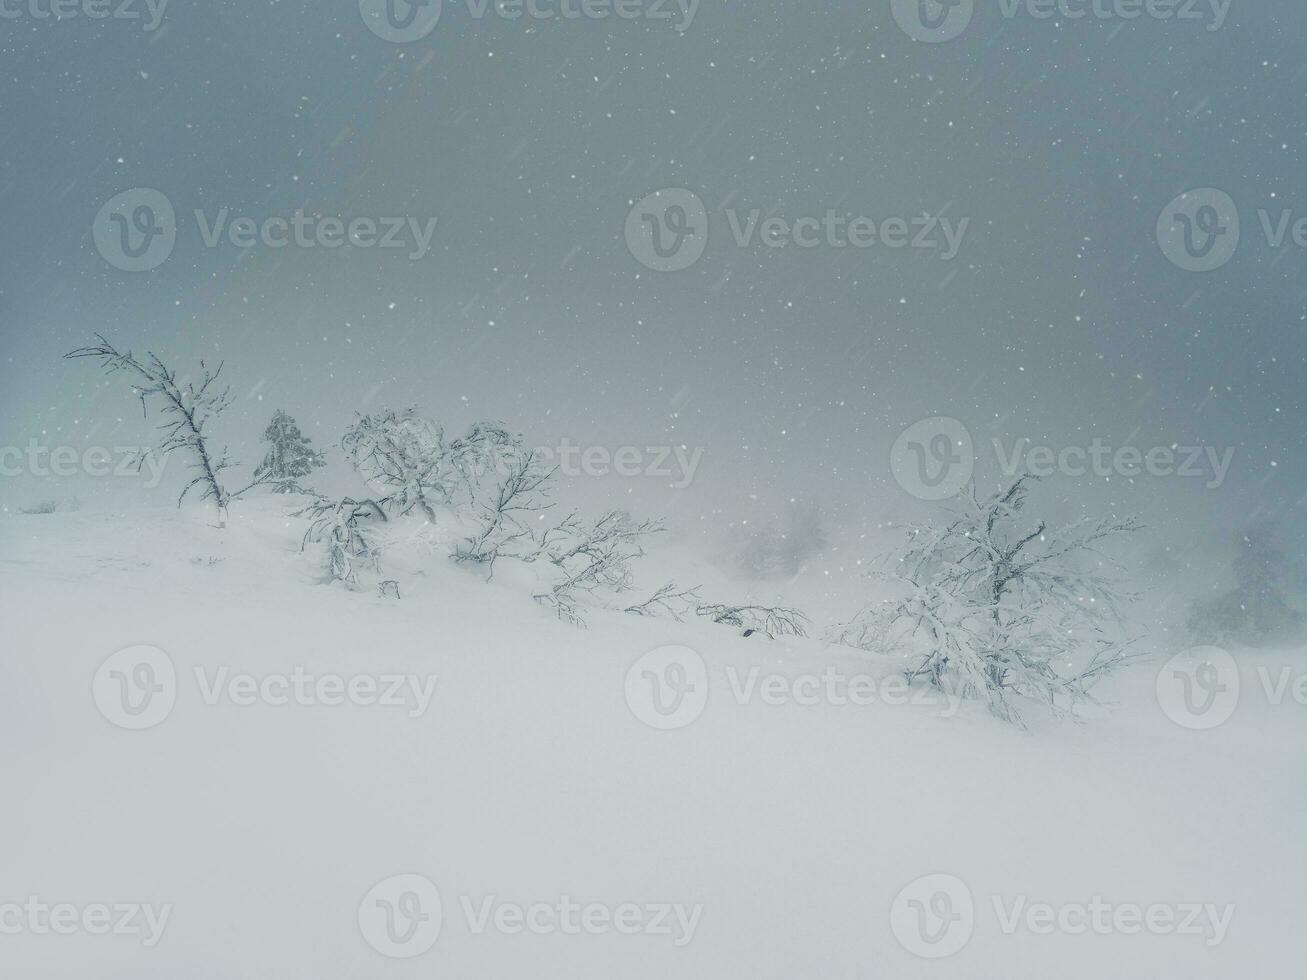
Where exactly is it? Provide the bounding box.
[2,502,1303,978]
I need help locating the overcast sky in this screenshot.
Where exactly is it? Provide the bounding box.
[2,0,1304,546]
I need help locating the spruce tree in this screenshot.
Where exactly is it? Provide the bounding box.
[255,410,325,492]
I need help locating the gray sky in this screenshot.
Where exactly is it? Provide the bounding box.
[2,0,1304,544]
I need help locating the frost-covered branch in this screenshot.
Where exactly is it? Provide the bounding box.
[696,603,810,639]
[65,334,252,521]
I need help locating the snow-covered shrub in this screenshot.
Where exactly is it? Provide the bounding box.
[829,477,1142,725]
[254,409,325,492]
[529,511,664,625]
[298,496,388,589]
[341,410,452,520]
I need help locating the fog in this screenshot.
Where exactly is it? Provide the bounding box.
[0,2,1299,546]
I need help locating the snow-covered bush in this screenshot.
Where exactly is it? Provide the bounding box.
[830,477,1142,725]
[528,511,664,625]
[297,496,388,589]
[341,409,453,520]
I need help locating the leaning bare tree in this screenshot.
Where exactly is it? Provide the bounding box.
[830,476,1142,725]
[65,335,260,523]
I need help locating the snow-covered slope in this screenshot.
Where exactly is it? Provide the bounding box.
[1,502,1302,978]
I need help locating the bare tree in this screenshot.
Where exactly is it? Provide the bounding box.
[830,476,1143,725]
[65,335,258,522]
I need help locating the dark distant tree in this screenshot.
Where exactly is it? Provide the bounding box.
[1188,523,1303,645]
[255,410,325,492]
[734,499,830,579]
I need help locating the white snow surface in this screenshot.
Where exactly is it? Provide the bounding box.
[1,500,1302,978]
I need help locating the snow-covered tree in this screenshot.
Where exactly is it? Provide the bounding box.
[64,334,256,524]
[341,409,450,520]
[830,477,1142,725]
[254,410,325,492]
